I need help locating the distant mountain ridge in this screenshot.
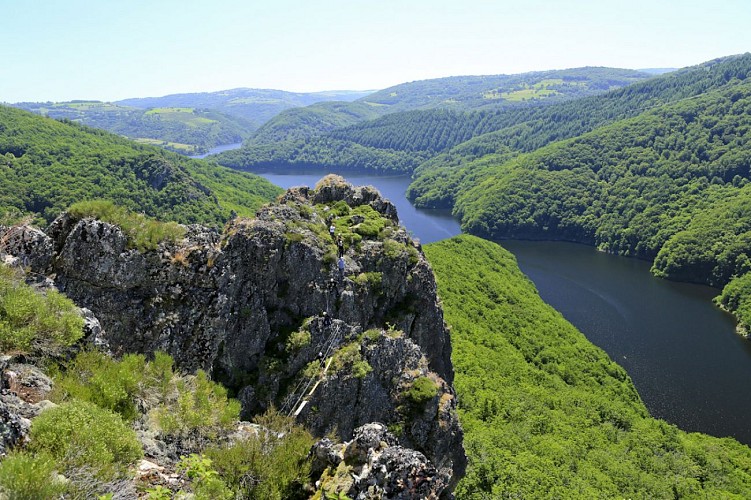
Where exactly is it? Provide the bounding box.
[215,67,655,170]
[116,88,375,127]
[10,101,255,155]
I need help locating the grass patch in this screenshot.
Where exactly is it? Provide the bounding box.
[29,400,142,480]
[0,264,83,355]
[0,451,68,499]
[68,199,186,251]
[205,408,314,499]
[402,376,438,410]
[331,342,372,379]
[150,369,241,439]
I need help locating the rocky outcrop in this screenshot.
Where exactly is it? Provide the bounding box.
[313,423,450,499]
[0,355,56,456]
[3,175,465,487]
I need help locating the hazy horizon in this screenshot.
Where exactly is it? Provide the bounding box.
[3,0,749,103]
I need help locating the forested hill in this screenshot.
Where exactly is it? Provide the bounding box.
[420,55,751,334]
[0,105,281,226]
[249,67,651,145]
[426,235,751,498]
[12,101,256,155]
[407,53,751,208]
[215,67,653,170]
[116,88,373,126]
[358,67,650,112]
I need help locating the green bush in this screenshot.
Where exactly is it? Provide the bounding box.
[53,351,145,421]
[286,328,312,352]
[151,370,240,438]
[331,343,372,379]
[349,205,388,238]
[52,350,175,421]
[353,272,382,291]
[0,451,68,499]
[29,400,142,479]
[206,408,314,500]
[68,199,186,251]
[177,454,233,500]
[0,264,84,354]
[403,376,438,407]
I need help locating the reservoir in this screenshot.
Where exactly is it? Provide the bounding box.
[502,240,751,445]
[255,167,751,445]
[190,142,244,159]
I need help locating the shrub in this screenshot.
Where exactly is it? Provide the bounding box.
[330,200,351,217]
[383,239,404,260]
[331,343,372,379]
[52,351,146,421]
[52,350,175,421]
[150,370,240,438]
[285,231,305,245]
[29,400,142,480]
[403,376,438,408]
[0,451,68,499]
[286,328,312,352]
[177,454,233,500]
[206,408,314,500]
[348,205,388,238]
[68,199,186,251]
[353,272,382,291]
[0,264,83,354]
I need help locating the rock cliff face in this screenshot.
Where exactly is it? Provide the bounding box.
[3,175,465,492]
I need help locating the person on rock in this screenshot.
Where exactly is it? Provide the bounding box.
[329,223,336,239]
[338,256,345,280]
[337,235,345,258]
[322,311,332,328]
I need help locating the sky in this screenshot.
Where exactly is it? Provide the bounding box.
[2,0,750,103]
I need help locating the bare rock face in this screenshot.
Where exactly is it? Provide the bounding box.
[6,175,466,488]
[0,224,53,271]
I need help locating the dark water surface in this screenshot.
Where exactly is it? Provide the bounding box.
[503,240,751,445]
[255,168,751,444]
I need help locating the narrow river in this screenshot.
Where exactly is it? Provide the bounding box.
[253,167,751,445]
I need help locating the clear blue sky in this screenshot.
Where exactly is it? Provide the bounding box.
[2,0,749,102]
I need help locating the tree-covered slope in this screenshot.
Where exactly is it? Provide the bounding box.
[11,101,256,155]
[246,101,383,145]
[407,53,751,209]
[116,88,373,127]
[425,235,751,498]
[0,105,281,226]
[360,67,650,112]
[215,67,652,171]
[443,75,751,332]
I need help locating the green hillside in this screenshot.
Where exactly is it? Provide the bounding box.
[360,67,649,112]
[215,67,651,171]
[11,101,255,155]
[116,88,373,127]
[407,54,751,209]
[425,235,751,498]
[0,105,281,226]
[444,77,751,331]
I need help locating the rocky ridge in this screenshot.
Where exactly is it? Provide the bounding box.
[0,175,465,496]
